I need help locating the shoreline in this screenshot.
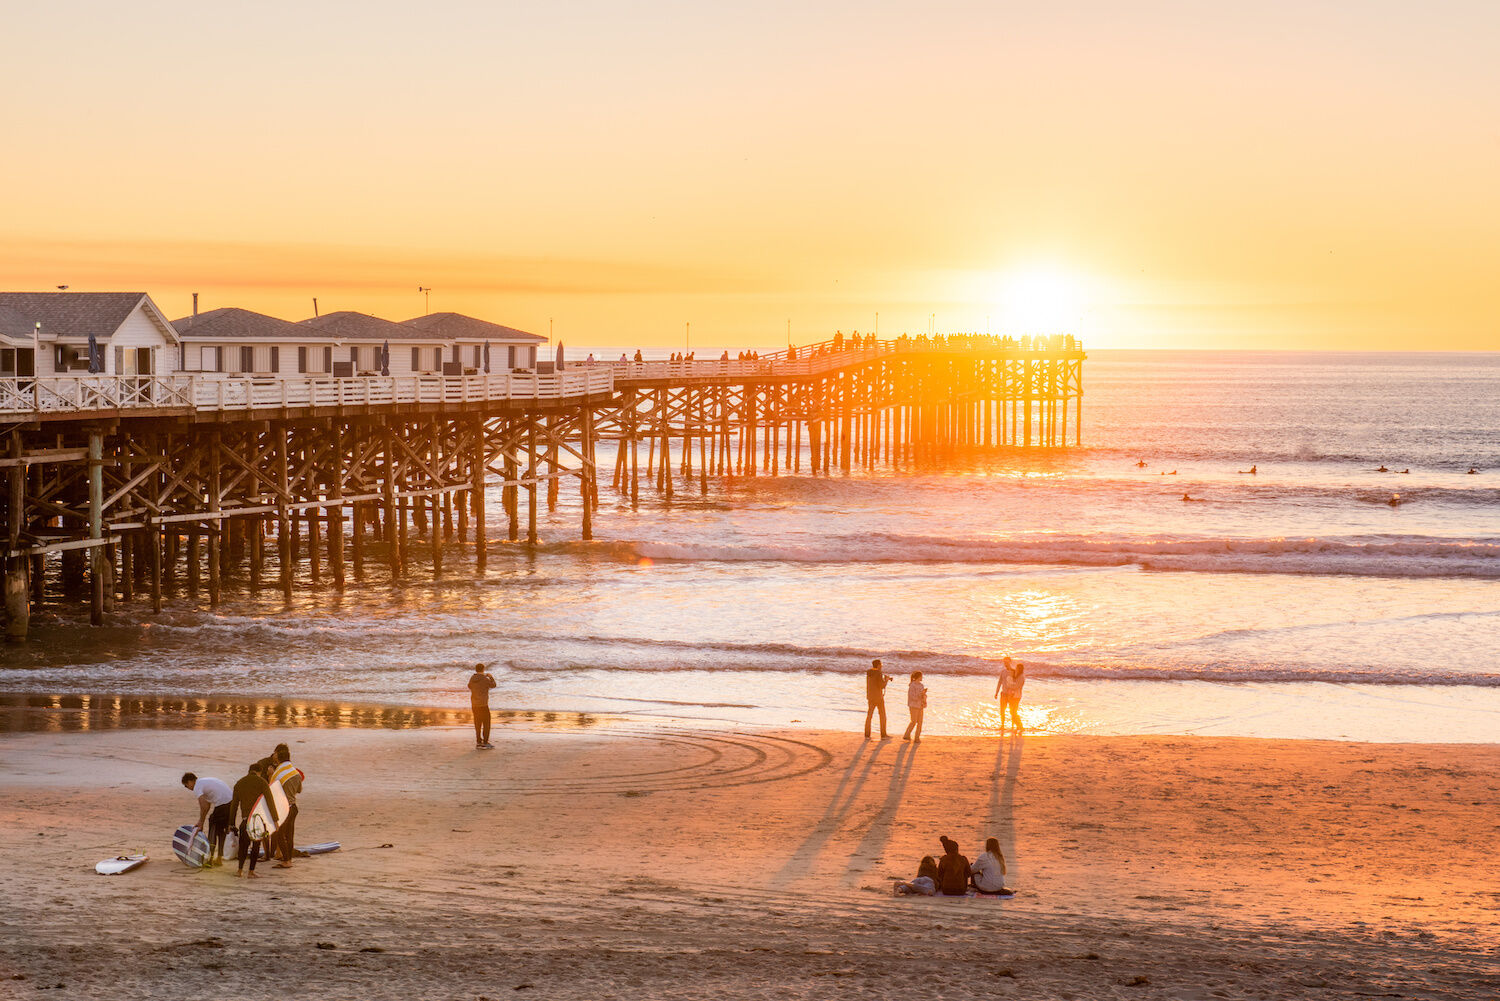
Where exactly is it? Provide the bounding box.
[2,684,1497,746]
[1,721,1495,999]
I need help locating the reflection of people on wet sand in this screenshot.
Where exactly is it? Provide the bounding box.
[902,672,927,742]
[893,855,939,895]
[970,837,1013,895]
[996,660,1024,733]
[863,659,892,740]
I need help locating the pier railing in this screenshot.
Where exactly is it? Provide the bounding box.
[0,369,616,417]
[609,333,1083,383]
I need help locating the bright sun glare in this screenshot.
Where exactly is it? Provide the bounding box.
[995,266,1089,335]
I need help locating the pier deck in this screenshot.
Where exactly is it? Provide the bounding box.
[1,335,1082,638]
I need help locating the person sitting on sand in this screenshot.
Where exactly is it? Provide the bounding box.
[894,856,940,896]
[970,838,1013,895]
[936,837,971,896]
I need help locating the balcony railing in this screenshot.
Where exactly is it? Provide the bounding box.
[0,369,616,417]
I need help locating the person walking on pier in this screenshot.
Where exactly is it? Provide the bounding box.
[864,658,892,740]
[468,662,496,749]
[903,672,927,742]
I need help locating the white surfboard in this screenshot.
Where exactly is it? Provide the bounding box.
[245,794,279,840]
[95,854,147,875]
[266,776,290,825]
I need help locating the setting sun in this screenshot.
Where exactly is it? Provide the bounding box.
[994,266,1091,336]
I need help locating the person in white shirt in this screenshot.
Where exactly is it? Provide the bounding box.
[902,672,928,742]
[969,837,1013,894]
[996,660,1025,733]
[181,772,233,867]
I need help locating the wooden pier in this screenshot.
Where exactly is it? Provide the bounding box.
[1,333,1082,640]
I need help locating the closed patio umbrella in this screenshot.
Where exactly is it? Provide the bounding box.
[556,341,564,371]
[483,341,490,373]
[381,340,390,376]
[87,332,101,373]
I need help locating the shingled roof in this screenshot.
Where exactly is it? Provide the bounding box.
[299,311,427,341]
[171,307,307,340]
[0,304,36,342]
[402,312,544,343]
[0,292,176,341]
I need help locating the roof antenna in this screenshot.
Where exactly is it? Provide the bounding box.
[418,286,432,315]
[192,292,199,325]
[312,297,319,318]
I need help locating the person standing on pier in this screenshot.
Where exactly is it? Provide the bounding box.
[903,671,927,742]
[864,659,892,740]
[468,663,496,749]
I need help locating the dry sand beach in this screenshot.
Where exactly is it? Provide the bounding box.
[1,718,1497,1001]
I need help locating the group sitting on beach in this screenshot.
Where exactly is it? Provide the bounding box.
[894,836,1013,897]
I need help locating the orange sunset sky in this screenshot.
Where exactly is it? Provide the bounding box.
[2,1,1496,350]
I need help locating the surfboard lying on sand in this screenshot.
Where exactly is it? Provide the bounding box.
[296,842,340,855]
[171,825,211,867]
[95,854,147,875]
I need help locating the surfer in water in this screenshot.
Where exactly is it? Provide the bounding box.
[1238,465,1257,474]
[468,663,496,750]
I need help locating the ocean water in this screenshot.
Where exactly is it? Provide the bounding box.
[7,350,1500,742]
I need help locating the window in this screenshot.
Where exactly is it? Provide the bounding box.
[323,346,332,373]
[411,346,420,372]
[270,346,279,373]
[240,346,254,373]
[507,346,516,369]
[472,345,481,367]
[298,346,308,374]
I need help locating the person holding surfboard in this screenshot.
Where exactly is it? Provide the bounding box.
[181,772,233,868]
[269,745,303,868]
[468,663,497,749]
[230,761,278,878]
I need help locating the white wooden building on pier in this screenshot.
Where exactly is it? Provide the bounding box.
[174,308,545,377]
[0,292,181,378]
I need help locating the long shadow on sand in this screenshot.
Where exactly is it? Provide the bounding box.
[841,741,917,886]
[987,733,1024,880]
[775,739,891,883]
